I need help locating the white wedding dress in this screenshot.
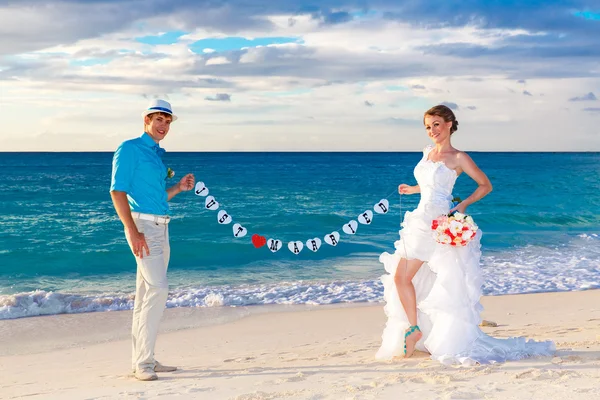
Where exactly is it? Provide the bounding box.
[376,145,555,365]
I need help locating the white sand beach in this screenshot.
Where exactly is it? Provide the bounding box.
[1,290,599,400]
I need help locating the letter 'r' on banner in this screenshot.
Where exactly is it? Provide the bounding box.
[324,231,340,246]
[306,238,322,252]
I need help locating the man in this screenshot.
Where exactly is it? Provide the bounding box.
[110,99,195,381]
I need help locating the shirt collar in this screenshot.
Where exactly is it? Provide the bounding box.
[141,132,166,157]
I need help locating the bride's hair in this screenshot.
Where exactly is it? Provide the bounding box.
[424,105,459,134]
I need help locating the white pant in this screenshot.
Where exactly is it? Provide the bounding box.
[126,217,170,371]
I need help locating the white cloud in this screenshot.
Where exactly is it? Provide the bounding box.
[1,2,599,151]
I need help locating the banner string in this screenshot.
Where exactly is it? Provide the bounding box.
[196,181,402,254]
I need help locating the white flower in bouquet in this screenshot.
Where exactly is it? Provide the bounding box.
[462,229,474,241]
[453,212,466,220]
[449,220,463,236]
[438,233,452,244]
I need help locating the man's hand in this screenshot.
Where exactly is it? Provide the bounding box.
[128,228,150,258]
[178,173,195,192]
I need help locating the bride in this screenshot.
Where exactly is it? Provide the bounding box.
[376,105,555,365]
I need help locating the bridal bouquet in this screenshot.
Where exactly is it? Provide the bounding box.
[431,212,478,247]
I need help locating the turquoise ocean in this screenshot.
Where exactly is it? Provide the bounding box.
[1,151,599,320]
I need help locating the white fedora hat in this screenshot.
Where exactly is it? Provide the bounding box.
[142,99,178,121]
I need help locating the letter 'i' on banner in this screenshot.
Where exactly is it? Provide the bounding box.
[343,220,358,235]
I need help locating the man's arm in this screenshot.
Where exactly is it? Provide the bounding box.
[167,173,195,201]
[167,185,182,201]
[110,191,150,258]
[110,190,137,232]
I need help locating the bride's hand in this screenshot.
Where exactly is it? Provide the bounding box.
[398,184,414,195]
[449,202,468,214]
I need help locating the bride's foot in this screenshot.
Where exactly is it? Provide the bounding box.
[404,325,422,358]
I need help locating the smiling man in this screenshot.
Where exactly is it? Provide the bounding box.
[109,99,195,381]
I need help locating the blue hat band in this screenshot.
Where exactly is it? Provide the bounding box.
[148,106,172,114]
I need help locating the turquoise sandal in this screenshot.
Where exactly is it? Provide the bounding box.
[404,325,421,356]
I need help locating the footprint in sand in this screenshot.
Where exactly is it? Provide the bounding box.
[275,372,307,384]
[443,390,483,399]
[515,368,580,381]
[325,351,347,357]
[408,372,456,385]
[224,356,256,363]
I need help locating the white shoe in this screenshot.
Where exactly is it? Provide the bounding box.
[135,368,158,381]
[154,361,177,373]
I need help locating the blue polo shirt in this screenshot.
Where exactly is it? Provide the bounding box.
[110,133,169,215]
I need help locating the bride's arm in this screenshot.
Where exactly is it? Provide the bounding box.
[452,152,492,212]
[399,184,420,194]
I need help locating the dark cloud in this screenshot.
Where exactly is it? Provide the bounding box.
[523,90,533,96]
[517,79,526,84]
[466,106,477,110]
[364,100,374,107]
[583,107,600,112]
[569,92,597,101]
[205,93,232,101]
[440,101,459,110]
[2,0,600,87]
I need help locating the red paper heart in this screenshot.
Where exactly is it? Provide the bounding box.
[251,234,267,248]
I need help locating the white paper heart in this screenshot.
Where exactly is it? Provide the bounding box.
[306,238,322,252]
[374,199,390,214]
[267,239,283,253]
[358,210,373,225]
[342,220,358,235]
[324,231,341,246]
[204,196,219,211]
[288,241,304,254]
[232,223,247,238]
[194,182,209,197]
[217,210,232,224]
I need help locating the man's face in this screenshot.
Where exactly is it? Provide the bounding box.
[145,112,173,142]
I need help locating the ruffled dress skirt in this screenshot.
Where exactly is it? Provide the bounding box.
[375,205,555,365]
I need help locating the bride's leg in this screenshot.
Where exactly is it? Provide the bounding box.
[394,258,424,357]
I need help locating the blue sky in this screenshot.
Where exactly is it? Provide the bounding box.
[1,0,599,151]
